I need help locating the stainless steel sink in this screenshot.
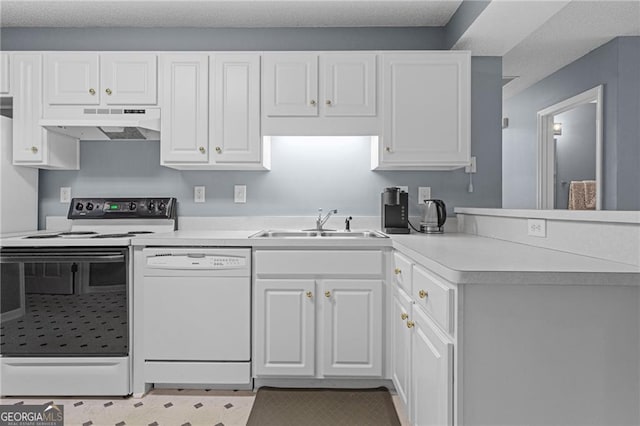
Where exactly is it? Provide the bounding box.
[249,230,388,239]
[319,231,388,238]
[250,231,319,238]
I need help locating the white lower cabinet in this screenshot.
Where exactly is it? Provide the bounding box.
[254,278,382,378]
[391,288,412,408]
[253,250,384,379]
[391,249,456,426]
[410,305,453,426]
[321,279,382,377]
[254,279,315,376]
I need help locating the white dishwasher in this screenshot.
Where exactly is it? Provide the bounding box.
[141,248,251,387]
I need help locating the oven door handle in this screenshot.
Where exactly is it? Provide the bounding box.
[0,253,125,263]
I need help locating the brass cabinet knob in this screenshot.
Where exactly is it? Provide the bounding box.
[199,146,206,154]
[385,147,392,153]
[419,290,428,299]
[394,268,401,275]
[310,100,317,106]
[105,88,112,95]
[31,146,38,154]
[324,291,331,298]
[306,291,313,299]
[89,88,96,95]
[401,312,408,320]
[215,146,222,154]
[326,100,332,106]
[406,320,415,329]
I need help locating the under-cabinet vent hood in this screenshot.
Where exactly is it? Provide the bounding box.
[40,107,160,141]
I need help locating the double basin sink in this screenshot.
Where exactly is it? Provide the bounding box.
[250,230,388,239]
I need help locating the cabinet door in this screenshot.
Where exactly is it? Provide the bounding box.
[254,279,315,376]
[321,53,376,117]
[101,53,157,105]
[320,279,382,377]
[262,53,318,117]
[381,52,470,168]
[45,53,99,105]
[12,54,44,163]
[391,288,412,410]
[211,54,261,163]
[1,53,9,94]
[411,306,453,426]
[160,54,209,164]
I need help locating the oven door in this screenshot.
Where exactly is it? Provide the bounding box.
[0,247,129,357]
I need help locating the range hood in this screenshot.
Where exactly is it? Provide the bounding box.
[40,107,160,141]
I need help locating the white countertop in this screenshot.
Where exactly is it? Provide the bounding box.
[455,207,640,224]
[4,228,637,286]
[131,229,639,286]
[132,229,394,248]
[391,233,640,285]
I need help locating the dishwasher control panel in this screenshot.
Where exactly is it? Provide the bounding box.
[146,253,248,270]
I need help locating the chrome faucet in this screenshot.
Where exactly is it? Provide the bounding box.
[316,208,338,231]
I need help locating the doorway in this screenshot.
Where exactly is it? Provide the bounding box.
[536,85,603,210]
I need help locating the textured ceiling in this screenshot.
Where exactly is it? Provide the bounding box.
[502,0,640,98]
[0,0,463,28]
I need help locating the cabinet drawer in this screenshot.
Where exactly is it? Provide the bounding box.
[255,250,383,277]
[413,265,454,333]
[392,252,413,294]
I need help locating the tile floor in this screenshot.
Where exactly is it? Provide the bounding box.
[0,389,410,426]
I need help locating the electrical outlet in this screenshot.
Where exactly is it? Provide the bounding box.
[418,187,431,204]
[234,185,247,203]
[60,187,71,203]
[527,219,546,237]
[194,186,205,203]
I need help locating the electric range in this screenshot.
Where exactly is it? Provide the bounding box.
[0,197,177,396]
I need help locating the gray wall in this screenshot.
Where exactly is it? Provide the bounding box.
[503,36,640,210]
[0,27,502,227]
[1,27,444,51]
[554,104,597,209]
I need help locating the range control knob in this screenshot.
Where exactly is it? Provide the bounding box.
[148,201,155,211]
[129,202,137,211]
[86,202,94,211]
[75,202,84,211]
[158,201,166,211]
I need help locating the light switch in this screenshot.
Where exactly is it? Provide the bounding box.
[234,185,247,203]
[194,186,205,203]
[60,187,71,203]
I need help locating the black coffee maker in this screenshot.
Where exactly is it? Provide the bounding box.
[381,187,410,234]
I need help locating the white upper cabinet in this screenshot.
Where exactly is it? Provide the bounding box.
[211,54,261,164]
[375,51,470,170]
[45,53,99,105]
[160,54,209,164]
[321,53,376,117]
[12,54,79,169]
[263,52,377,118]
[263,53,318,117]
[101,53,157,105]
[160,53,266,170]
[1,53,10,94]
[45,53,157,106]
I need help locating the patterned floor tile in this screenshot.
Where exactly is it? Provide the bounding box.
[0,388,410,426]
